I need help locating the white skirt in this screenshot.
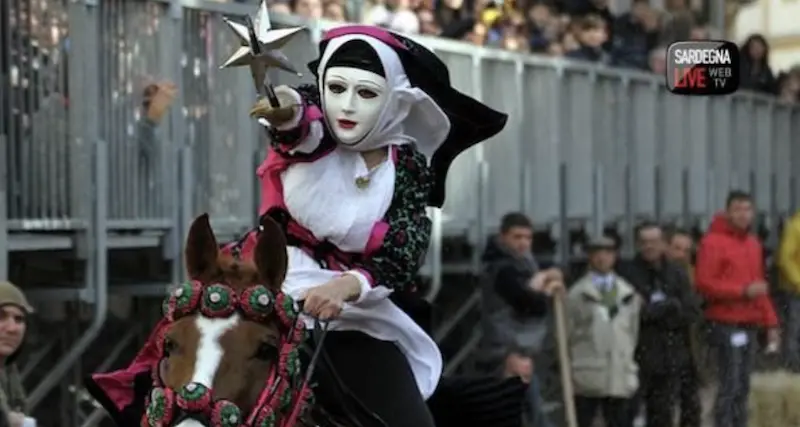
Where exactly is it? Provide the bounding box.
[281,246,443,399]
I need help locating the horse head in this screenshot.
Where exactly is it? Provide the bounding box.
[144,214,310,427]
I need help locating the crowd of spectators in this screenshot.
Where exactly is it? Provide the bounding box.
[273,0,711,73]
[270,0,800,103]
[479,190,788,427]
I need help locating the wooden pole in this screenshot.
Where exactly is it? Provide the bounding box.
[553,290,578,427]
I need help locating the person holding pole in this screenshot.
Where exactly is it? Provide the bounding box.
[476,212,564,427]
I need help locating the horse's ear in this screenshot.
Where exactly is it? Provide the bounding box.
[253,215,288,291]
[185,214,219,279]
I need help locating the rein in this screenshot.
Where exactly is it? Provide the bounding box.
[141,281,327,427]
[220,223,378,427]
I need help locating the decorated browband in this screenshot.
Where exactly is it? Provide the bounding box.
[162,280,301,328]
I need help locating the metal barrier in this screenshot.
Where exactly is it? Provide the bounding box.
[433,49,800,235]
[3,0,800,422]
[4,0,799,237]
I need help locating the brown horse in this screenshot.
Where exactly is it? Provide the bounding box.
[143,213,315,427]
[88,213,529,427]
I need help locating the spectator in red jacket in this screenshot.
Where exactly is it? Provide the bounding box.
[695,190,779,427]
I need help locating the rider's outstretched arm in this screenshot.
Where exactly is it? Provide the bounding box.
[348,144,433,299]
[264,84,334,161]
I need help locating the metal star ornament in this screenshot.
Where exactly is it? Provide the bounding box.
[220,0,304,106]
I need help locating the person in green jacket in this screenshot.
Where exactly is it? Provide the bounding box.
[0,281,34,427]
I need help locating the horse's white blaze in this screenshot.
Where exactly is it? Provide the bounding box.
[191,314,240,388]
[174,314,240,427]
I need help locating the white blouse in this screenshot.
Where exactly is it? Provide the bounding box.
[278,146,443,400]
[282,147,395,253]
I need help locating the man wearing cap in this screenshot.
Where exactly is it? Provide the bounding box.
[0,281,34,427]
[567,237,640,427]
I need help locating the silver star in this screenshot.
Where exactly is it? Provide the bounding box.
[220,0,304,97]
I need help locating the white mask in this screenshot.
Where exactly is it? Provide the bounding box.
[322,66,388,146]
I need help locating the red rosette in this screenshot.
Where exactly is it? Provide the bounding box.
[253,405,278,427]
[176,382,212,414]
[211,399,244,427]
[142,387,175,427]
[278,379,295,413]
[275,293,298,328]
[240,285,274,323]
[267,380,289,411]
[164,281,202,321]
[282,386,314,427]
[278,346,301,378]
[200,284,238,318]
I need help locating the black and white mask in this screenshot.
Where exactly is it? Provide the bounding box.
[316,35,450,158]
[321,40,389,146]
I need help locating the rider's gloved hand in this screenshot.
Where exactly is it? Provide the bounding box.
[249,85,303,129]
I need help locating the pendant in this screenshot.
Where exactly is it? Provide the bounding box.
[355,176,370,189]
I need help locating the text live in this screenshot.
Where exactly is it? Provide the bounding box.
[672,67,733,89]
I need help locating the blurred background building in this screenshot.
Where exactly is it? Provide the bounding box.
[732,0,800,71]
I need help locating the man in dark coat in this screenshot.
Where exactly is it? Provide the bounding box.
[618,222,701,427]
[476,212,564,427]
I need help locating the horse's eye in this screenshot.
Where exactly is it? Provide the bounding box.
[163,338,178,355]
[253,342,277,361]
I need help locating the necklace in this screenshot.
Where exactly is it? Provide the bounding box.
[355,176,370,189]
[354,149,388,189]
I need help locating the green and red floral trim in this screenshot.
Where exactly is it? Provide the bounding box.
[212,400,243,427]
[253,407,278,427]
[176,382,212,412]
[144,387,176,427]
[201,284,238,318]
[142,281,312,427]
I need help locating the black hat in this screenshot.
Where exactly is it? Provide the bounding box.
[308,25,508,208]
[323,39,386,77]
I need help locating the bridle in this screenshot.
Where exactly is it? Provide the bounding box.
[213,222,383,427]
[141,280,328,427]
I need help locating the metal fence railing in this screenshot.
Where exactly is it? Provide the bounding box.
[3,0,800,239]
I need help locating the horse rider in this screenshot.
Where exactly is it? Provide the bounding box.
[84,24,552,427]
[237,25,521,427]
